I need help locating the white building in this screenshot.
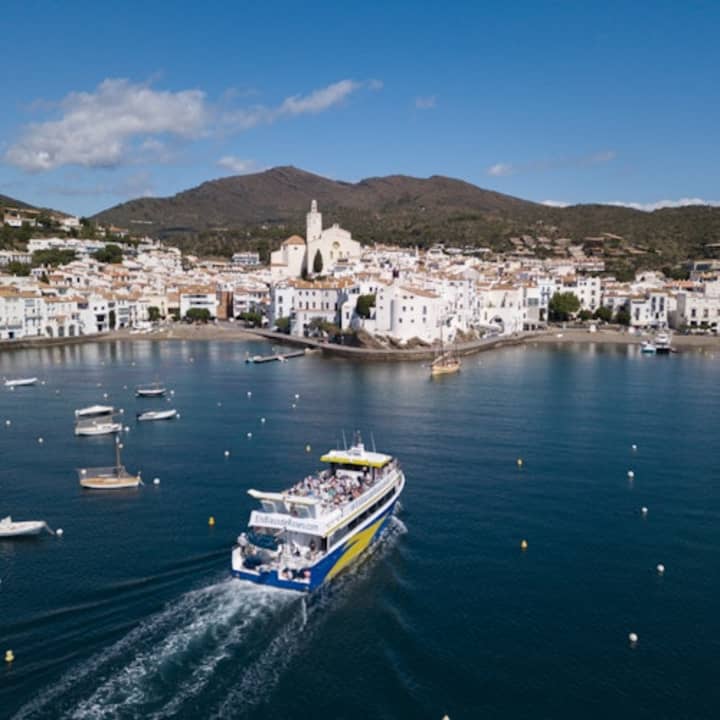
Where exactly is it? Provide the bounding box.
[270,200,361,280]
[179,287,218,319]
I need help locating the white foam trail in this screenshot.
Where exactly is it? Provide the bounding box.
[11,579,292,720]
[210,515,408,719]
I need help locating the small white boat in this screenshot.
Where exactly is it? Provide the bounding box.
[75,404,114,419]
[78,439,141,490]
[136,383,167,398]
[4,377,38,388]
[655,332,672,354]
[136,408,177,422]
[641,341,657,355]
[0,516,51,537]
[75,420,123,436]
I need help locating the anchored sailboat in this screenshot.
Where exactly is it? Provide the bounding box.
[430,321,461,376]
[78,437,141,489]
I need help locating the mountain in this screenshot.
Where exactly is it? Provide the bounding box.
[94,166,720,274]
[0,193,36,210]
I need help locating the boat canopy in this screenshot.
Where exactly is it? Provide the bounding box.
[247,489,319,506]
[320,448,392,469]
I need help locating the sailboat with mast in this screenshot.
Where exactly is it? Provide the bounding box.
[77,437,142,489]
[430,321,461,376]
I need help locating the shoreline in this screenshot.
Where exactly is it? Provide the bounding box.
[0,323,718,355]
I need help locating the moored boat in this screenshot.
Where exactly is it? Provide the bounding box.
[431,353,462,376]
[136,408,177,422]
[74,420,122,436]
[75,404,115,419]
[78,438,141,489]
[231,434,405,591]
[0,516,52,537]
[136,383,167,398]
[654,332,672,354]
[4,377,38,388]
[641,341,657,355]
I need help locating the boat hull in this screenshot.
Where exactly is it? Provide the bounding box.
[4,378,38,387]
[80,478,141,489]
[137,410,177,421]
[75,424,122,436]
[0,521,47,537]
[232,497,399,592]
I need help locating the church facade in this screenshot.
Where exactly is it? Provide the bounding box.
[270,200,361,281]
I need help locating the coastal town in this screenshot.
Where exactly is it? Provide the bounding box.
[1,200,719,345]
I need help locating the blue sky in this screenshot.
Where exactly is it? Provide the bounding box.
[1,0,719,215]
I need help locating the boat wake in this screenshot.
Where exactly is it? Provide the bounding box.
[12,516,407,720]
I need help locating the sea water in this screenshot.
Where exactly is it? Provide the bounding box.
[1,340,719,719]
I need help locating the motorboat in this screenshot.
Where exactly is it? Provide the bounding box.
[641,341,657,355]
[78,438,141,489]
[75,404,114,419]
[136,383,167,398]
[75,419,122,436]
[0,516,52,537]
[232,433,405,591]
[654,332,672,354]
[4,377,38,388]
[136,408,177,422]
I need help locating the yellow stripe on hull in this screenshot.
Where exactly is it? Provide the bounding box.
[325,516,386,581]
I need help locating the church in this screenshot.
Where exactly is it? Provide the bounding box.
[270,200,361,280]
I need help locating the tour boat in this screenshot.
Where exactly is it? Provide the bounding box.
[136,408,177,422]
[75,404,115,419]
[4,377,38,388]
[136,383,167,398]
[0,516,51,538]
[78,438,141,489]
[231,435,405,591]
[74,419,122,436]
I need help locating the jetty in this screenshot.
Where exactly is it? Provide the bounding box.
[245,350,306,364]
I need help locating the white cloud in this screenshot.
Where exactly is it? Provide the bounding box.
[415,95,436,110]
[487,163,514,177]
[541,200,570,207]
[47,171,155,198]
[225,79,377,130]
[6,78,208,171]
[217,156,258,174]
[605,198,720,212]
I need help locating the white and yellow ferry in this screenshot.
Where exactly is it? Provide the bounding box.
[231,435,405,591]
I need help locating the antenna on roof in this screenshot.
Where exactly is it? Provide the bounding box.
[342,430,347,450]
[371,432,377,452]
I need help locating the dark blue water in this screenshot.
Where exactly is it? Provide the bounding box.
[1,340,719,719]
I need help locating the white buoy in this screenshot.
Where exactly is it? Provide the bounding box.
[37,437,44,444]
[119,408,124,415]
[247,432,253,439]
[641,506,648,516]
[260,417,266,424]
[631,444,637,451]
[224,450,230,457]
[656,563,665,575]
[247,391,252,398]
[170,390,175,396]
[153,478,160,485]
[294,393,300,400]
[124,426,130,432]
[4,420,10,426]
[96,382,102,387]
[123,385,128,390]
[103,393,108,399]
[627,470,635,479]
[292,403,296,409]
[217,402,222,407]
[56,528,64,537]
[628,632,638,645]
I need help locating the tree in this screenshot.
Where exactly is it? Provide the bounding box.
[31,248,77,267]
[108,309,117,330]
[185,308,211,323]
[614,308,631,326]
[239,310,262,326]
[93,244,123,264]
[148,306,161,322]
[593,306,613,322]
[578,309,593,321]
[274,316,291,333]
[356,294,376,319]
[548,292,581,321]
[7,261,31,276]
[313,249,323,274]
